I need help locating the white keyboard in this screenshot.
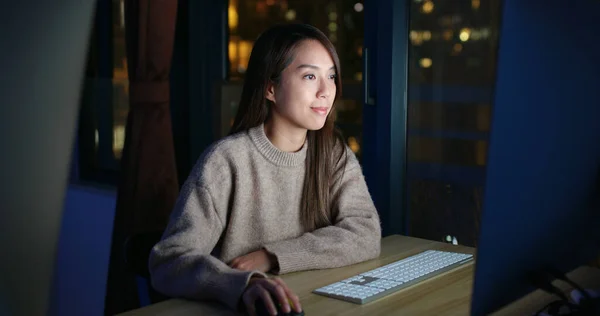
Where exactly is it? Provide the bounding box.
[313,250,474,304]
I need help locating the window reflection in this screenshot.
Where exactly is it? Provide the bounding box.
[406,0,502,247]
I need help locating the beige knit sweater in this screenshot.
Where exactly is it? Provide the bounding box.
[148,124,382,310]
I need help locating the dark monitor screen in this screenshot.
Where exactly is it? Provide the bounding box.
[471,0,600,315]
[0,2,95,315]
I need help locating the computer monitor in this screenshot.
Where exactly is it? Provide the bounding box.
[0,2,95,315]
[471,0,600,315]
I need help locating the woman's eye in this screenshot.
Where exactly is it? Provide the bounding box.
[304,74,316,80]
[329,74,337,80]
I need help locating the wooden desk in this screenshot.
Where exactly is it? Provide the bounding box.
[118,235,600,316]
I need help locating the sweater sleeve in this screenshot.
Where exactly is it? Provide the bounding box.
[148,179,266,310]
[263,148,382,274]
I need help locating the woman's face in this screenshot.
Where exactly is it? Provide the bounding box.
[266,39,337,132]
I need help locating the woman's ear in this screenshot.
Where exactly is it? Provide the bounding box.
[265,81,276,103]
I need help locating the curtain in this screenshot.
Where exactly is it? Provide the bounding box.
[104,0,179,314]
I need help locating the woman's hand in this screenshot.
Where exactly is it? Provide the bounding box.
[230,249,277,273]
[242,277,302,316]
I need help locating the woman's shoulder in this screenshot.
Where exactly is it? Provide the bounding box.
[189,131,253,180]
[205,131,250,159]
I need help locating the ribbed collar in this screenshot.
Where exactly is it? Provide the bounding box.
[248,123,307,167]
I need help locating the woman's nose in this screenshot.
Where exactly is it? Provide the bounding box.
[317,80,332,99]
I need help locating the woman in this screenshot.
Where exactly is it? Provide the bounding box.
[149,23,381,316]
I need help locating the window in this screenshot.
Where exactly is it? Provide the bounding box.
[222,0,366,158]
[112,0,128,160]
[406,0,503,246]
[75,0,129,185]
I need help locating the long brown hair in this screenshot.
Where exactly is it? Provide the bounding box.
[229,24,347,232]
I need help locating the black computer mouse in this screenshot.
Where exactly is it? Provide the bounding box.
[254,294,304,316]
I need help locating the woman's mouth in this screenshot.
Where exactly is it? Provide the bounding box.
[310,107,329,116]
